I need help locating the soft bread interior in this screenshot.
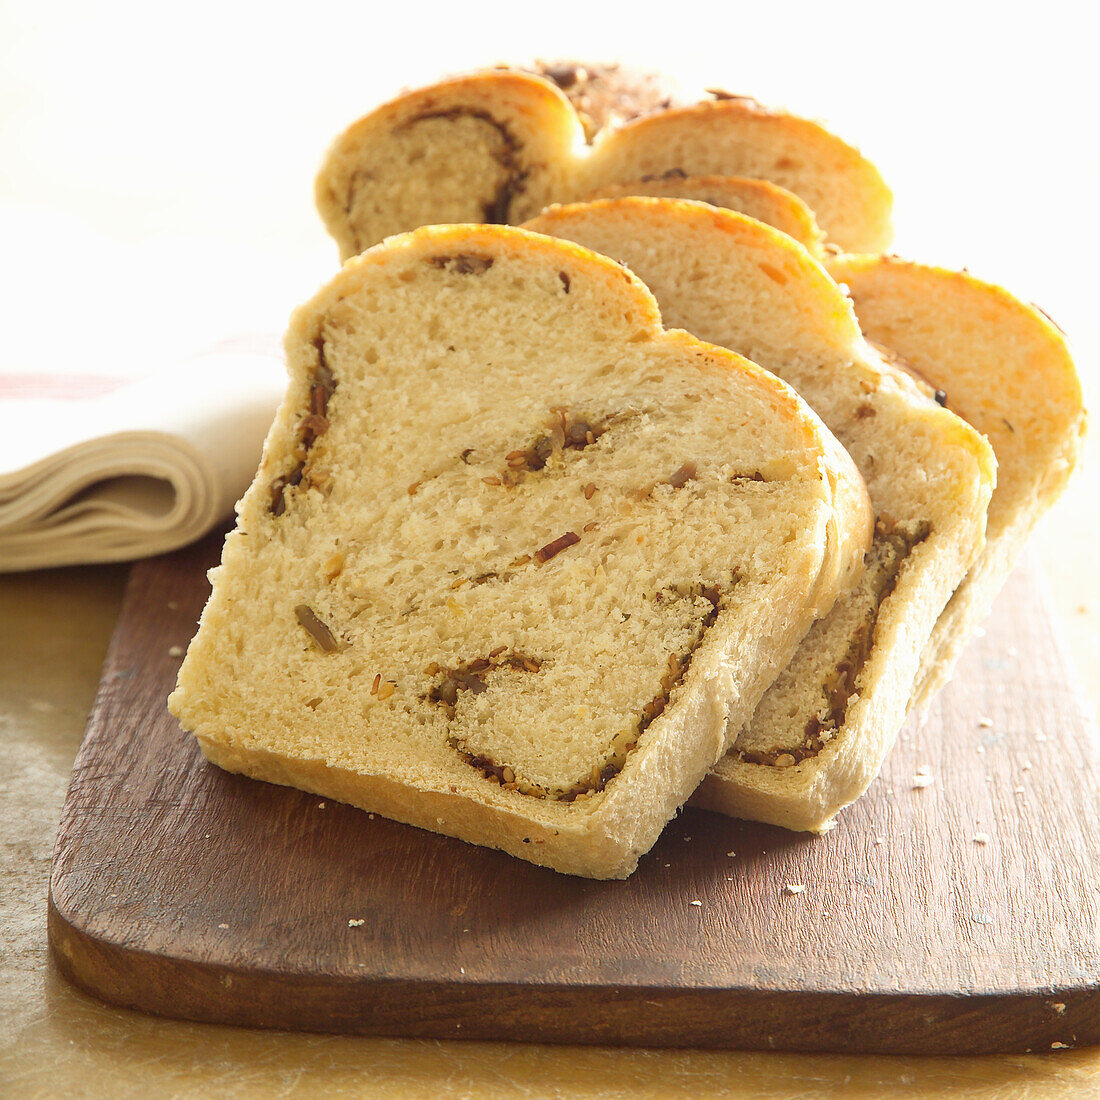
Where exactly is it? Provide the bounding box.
[170,224,869,875]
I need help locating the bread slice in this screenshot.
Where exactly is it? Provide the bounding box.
[315,70,892,261]
[825,254,1086,705]
[168,223,872,878]
[524,199,995,830]
[316,72,586,263]
[587,174,824,256]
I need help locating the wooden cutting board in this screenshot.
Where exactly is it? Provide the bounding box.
[48,529,1100,1054]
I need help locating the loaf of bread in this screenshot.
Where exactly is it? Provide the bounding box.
[168,223,872,877]
[826,254,1086,704]
[523,198,995,830]
[315,69,892,261]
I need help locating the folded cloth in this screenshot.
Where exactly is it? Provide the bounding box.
[0,340,285,571]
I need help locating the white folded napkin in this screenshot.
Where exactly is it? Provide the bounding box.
[0,341,286,571]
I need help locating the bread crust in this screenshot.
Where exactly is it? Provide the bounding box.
[587,174,824,255]
[523,199,995,830]
[826,253,1086,704]
[170,223,870,877]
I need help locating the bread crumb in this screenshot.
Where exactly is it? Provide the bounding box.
[368,813,375,820]
[726,850,736,857]
[973,833,990,844]
[459,967,466,974]
[978,716,994,728]
[1051,1002,1067,1015]
[1014,786,1025,794]
[784,884,806,895]
[217,923,229,929]
[348,918,365,927]
[689,899,702,907]
[1036,733,1048,743]
[683,835,691,842]
[168,646,184,658]
[912,774,934,789]
[317,802,326,809]
[1022,761,1032,771]
[1051,1041,1070,1049]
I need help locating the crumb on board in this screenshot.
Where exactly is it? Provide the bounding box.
[973,833,990,845]
[784,884,806,896]
[912,774,934,789]
[1051,1042,1070,1049]
[978,716,994,728]
[1051,1002,1067,1015]
[348,918,365,928]
[689,899,702,907]
[726,850,736,857]
[217,923,229,929]
[168,645,184,658]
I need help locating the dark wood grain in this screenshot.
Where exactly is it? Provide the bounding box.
[48,529,1100,1053]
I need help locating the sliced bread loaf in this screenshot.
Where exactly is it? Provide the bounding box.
[168,223,872,877]
[826,254,1086,705]
[523,199,995,830]
[315,70,892,261]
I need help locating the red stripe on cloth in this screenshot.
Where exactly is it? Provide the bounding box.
[0,374,131,400]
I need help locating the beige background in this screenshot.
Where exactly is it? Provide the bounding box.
[1,0,1097,1095]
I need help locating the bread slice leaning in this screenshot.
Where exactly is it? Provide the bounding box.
[587,174,825,256]
[168,224,872,878]
[524,199,995,830]
[315,70,892,261]
[826,254,1086,705]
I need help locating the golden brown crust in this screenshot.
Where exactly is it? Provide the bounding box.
[585,174,825,254]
